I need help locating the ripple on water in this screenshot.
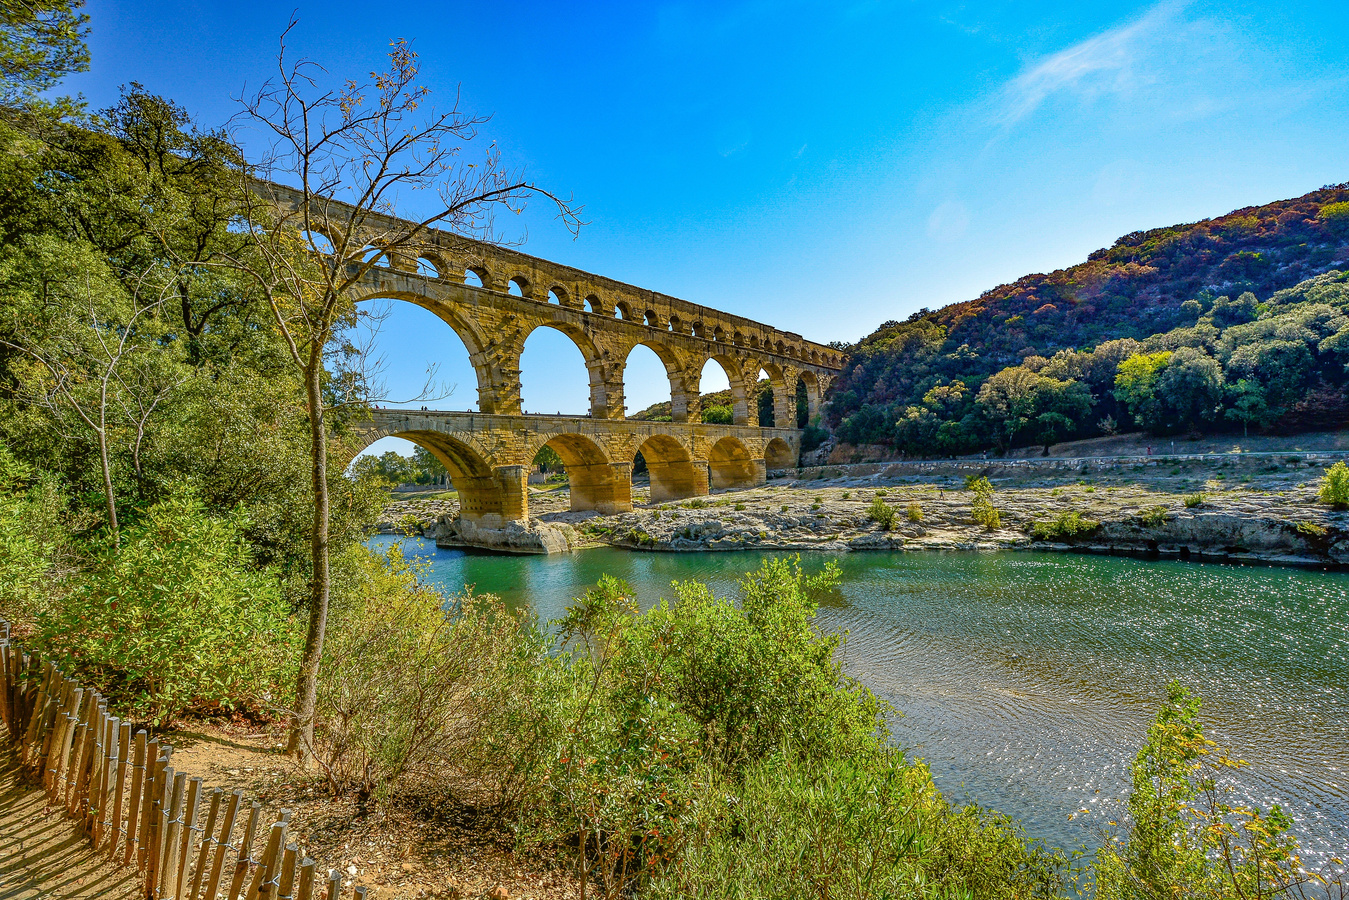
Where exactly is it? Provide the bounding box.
[369,537,1349,862]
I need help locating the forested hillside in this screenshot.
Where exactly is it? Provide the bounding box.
[828,187,1349,454]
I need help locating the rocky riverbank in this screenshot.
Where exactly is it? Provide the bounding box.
[380,453,1349,567]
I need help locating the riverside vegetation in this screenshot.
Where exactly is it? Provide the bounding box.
[2,5,1347,898]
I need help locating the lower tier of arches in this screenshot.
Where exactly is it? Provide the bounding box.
[353,410,799,527]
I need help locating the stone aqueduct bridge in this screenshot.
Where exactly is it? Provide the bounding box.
[289,185,845,527]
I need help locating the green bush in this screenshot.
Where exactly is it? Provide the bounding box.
[34,491,298,725]
[1294,520,1328,537]
[645,752,1065,900]
[1183,493,1206,508]
[967,477,1000,529]
[906,501,923,523]
[1030,510,1100,540]
[317,544,554,803]
[537,559,896,895]
[1139,505,1169,527]
[1318,460,1349,508]
[868,495,896,530]
[701,404,734,425]
[0,445,82,630]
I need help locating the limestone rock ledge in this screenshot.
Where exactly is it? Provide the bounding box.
[431,514,577,555]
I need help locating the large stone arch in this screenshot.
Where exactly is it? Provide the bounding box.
[619,340,688,419]
[764,436,796,471]
[351,426,522,524]
[530,431,631,514]
[707,435,760,490]
[797,370,822,424]
[519,320,612,418]
[350,289,504,412]
[700,353,751,426]
[635,433,705,503]
[751,361,793,428]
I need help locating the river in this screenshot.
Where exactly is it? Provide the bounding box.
[368,536,1349,862]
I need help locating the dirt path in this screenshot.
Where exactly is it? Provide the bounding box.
[0,751,140,900]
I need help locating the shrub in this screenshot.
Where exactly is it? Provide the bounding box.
[701,404,734,425]
[645,752,1065,900]
[1183,493,1206,508]
[1030,510,1100,540]
[734,502,745,511]
[1139,505,1169,527]
[685,498,708,509]
[1318,460,1349,508]
[965,475,994,495]
[1294,520,1328,537]
[1093,681,1340,899]
[868,495,896,530]
[906,502,923,523]
[317,545,554,804]
[0,445,82,630]
[972,499,1001,530]
[967,477,1000,529]
[35,491,297,725]
[541,558,891,896]
[840,491,851,499]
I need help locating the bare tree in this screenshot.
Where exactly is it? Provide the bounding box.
[226,24,581,759]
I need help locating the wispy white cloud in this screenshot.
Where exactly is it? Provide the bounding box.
[1000,1,1188,126]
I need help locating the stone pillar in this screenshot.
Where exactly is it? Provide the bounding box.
[672,370,701,424]
[590,368,625,420]
[493,465,530,523]
[564,462,633,514]
[689,460,711,497]
[471,346,523,416]
[750,458,767,487]
[731,375,753,426]
[453,465,528,525]
[773,371,798,430]
[647,459,702,502]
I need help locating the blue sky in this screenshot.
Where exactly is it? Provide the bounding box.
[69,0,1349,457]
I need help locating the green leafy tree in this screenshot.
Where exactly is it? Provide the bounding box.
[1224,378,1271,437]
[701,403,733,425]
[0,0,89,113]
[1156,347,1223,432]
[1319,461,1349,509]
[534,444,564,474]
[0,235,186,542]
[1114,351,1172,432]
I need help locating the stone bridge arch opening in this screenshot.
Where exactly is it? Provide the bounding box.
[708,436,759,490]
[363,428,518,524]
[352,292,490,412]
[764,437,796,470]
[520,323,601,416]
[634,434,701,503]
[623,342,681,420]
[535,432,630,514]
[698,356,749,426]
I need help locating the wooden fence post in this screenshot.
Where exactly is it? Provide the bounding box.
[202,790,242,900]
[124,730,149,867]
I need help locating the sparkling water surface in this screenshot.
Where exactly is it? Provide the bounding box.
[368,536,1349,861]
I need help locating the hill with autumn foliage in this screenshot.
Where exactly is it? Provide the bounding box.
[826,185,1349,454]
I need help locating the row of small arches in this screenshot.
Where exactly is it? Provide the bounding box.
[329,235,838,367]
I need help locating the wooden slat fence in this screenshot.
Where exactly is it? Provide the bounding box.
[0,622,369,900]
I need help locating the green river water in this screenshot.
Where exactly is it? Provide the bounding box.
[368,536,1349,861]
